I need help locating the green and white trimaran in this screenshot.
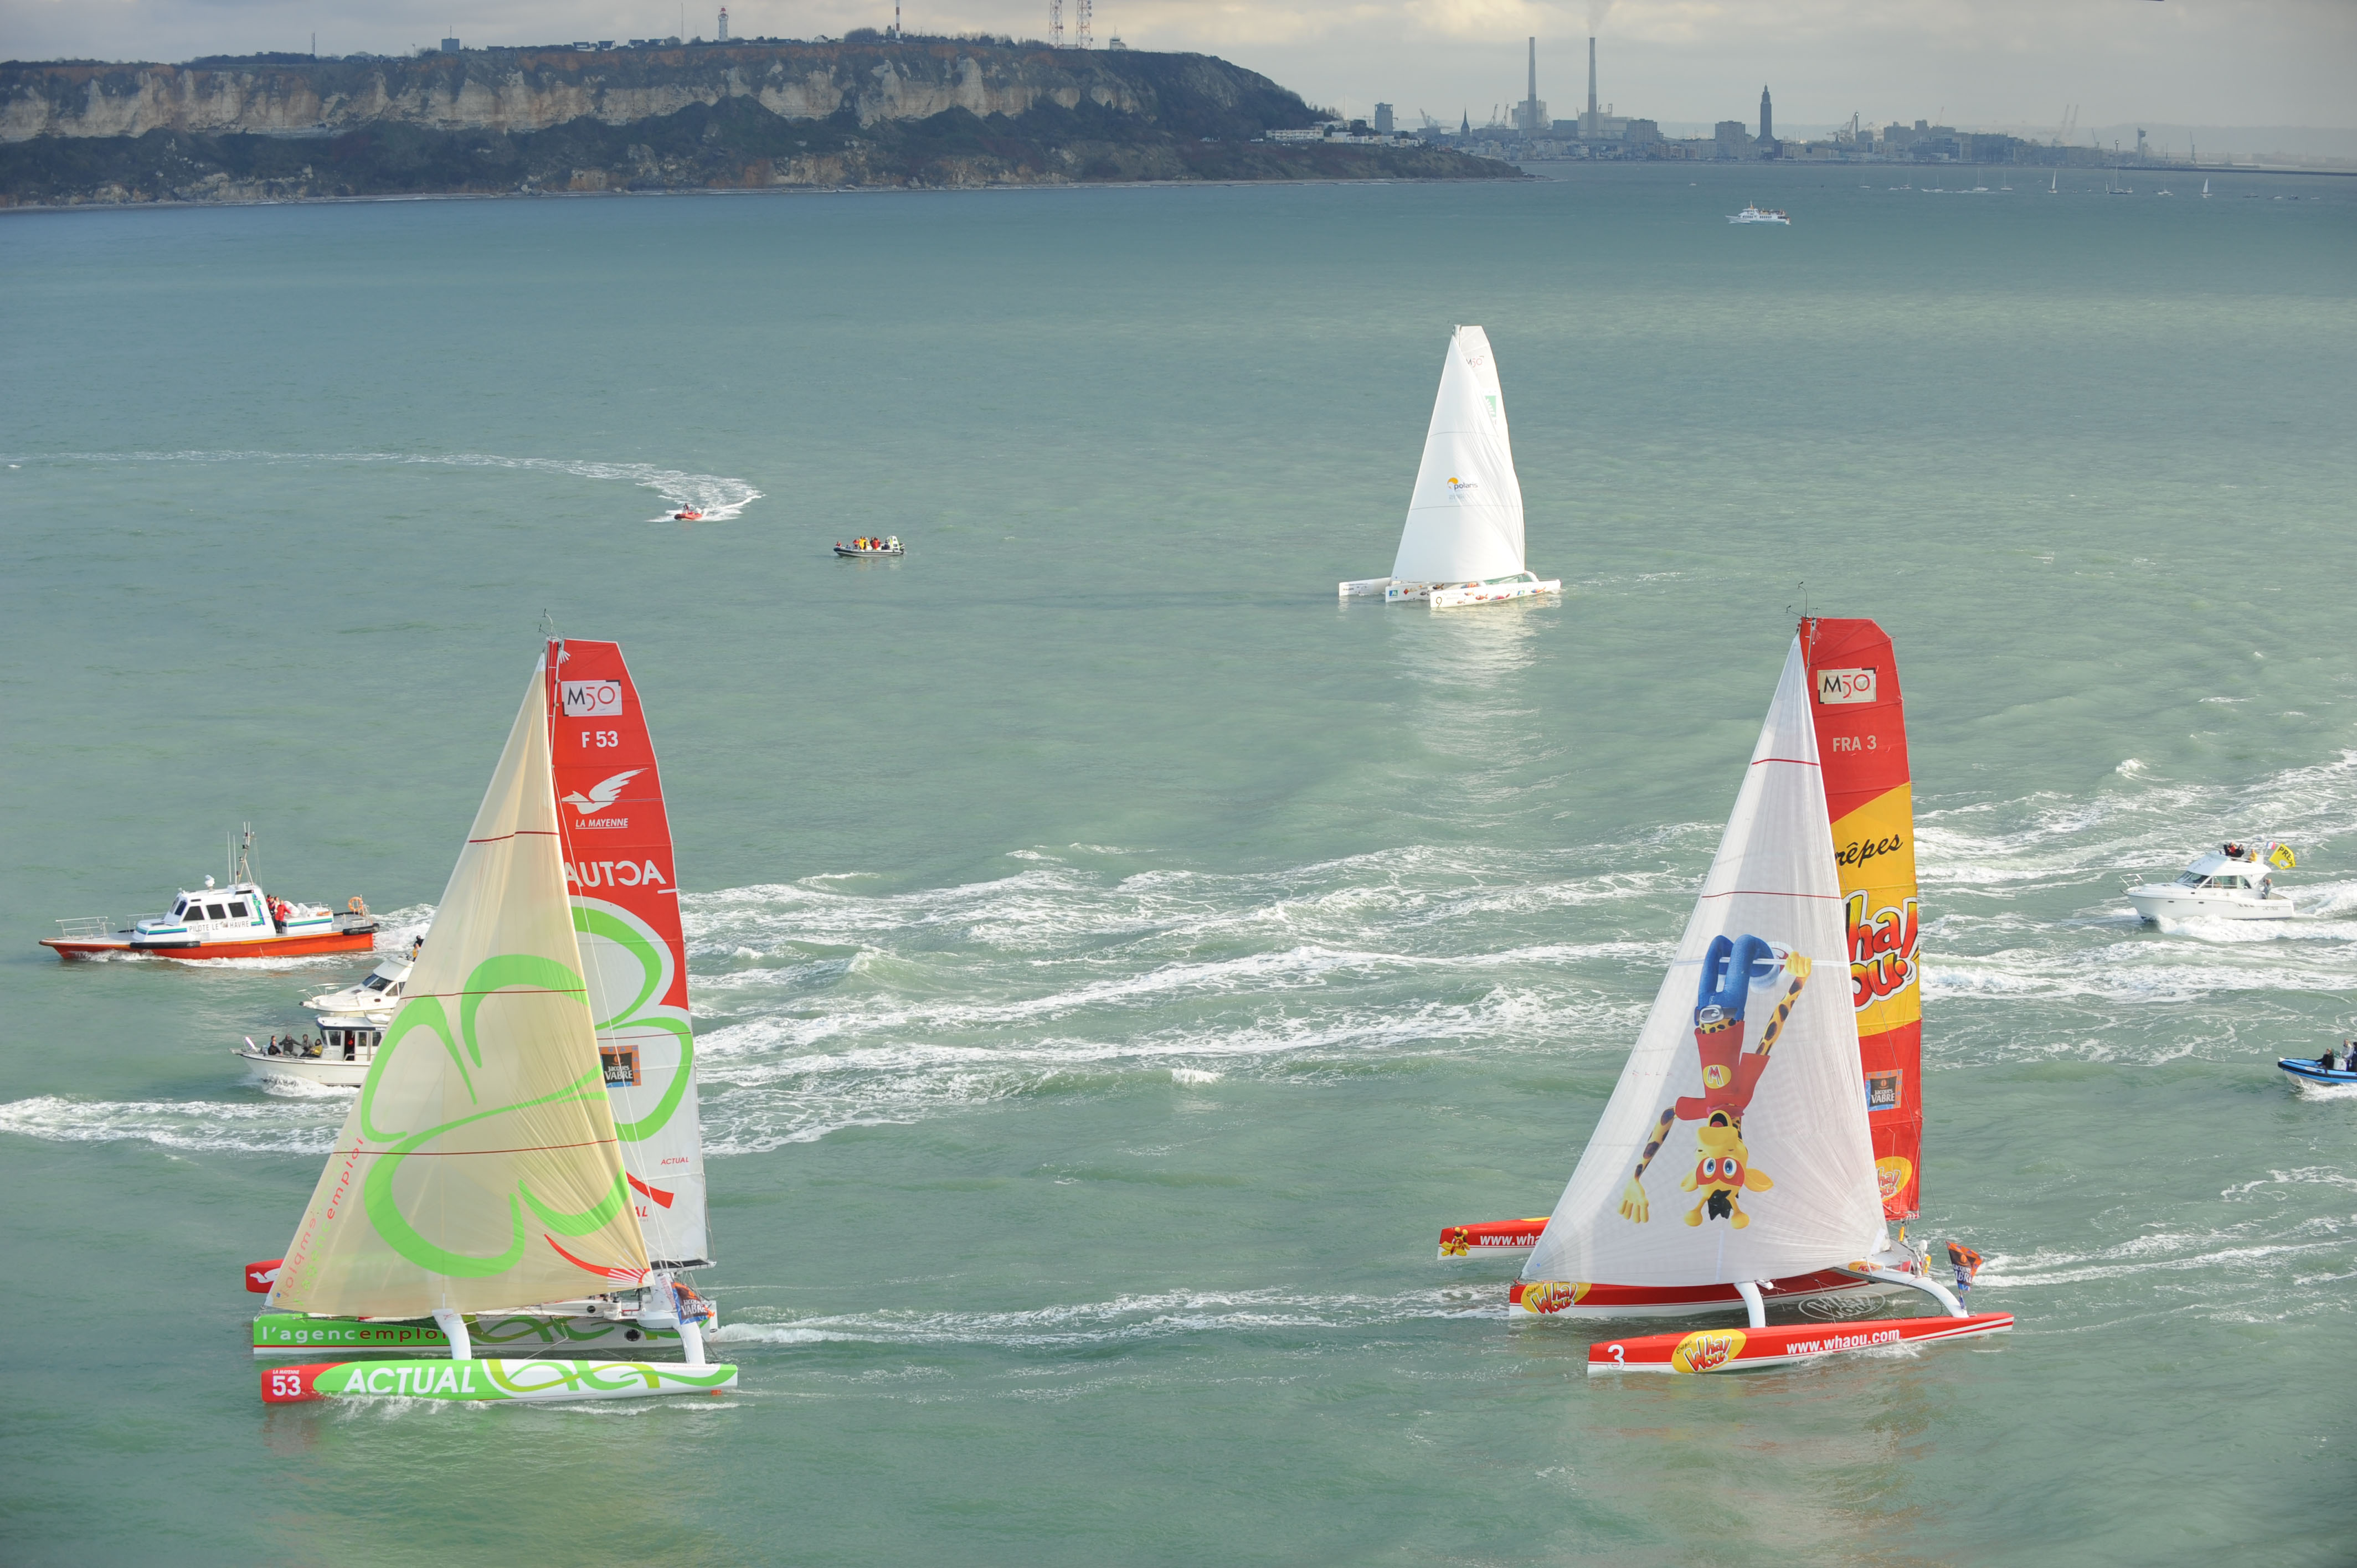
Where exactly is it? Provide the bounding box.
[253,638,735,1404]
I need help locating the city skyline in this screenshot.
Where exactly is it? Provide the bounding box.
[2,0,2348,132]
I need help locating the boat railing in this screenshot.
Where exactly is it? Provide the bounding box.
[54,915,114,939]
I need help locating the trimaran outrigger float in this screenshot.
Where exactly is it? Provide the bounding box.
[1440,618,2011,1371]
[251,637,735,1403]
[1341,325,1562,609]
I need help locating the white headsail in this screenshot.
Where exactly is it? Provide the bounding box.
[1522,638,1887,1288]
[1391,325,1526,586]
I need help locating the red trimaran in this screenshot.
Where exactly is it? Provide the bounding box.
[1439,618,2009,1371]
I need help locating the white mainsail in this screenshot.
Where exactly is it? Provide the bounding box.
[268,667,652,1319]
[1522,638,1887,1288]
[1390,325,1526,586]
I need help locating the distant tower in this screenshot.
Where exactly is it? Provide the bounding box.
[893,0,900,37]
[1050,0,1062,46]
[1077,0,1091,47]
[1460,107,1470,136]
[1584,36,1598,140]
[1759,84,1773,144]
[716,6,728,39]
[1373,102,1394,135]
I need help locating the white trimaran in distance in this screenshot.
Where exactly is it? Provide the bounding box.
[251,637,735,1404]
[1440,627,2011,1372]
[1340,325,1561,609]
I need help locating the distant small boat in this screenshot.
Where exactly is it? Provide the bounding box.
[668,507,706,521]
[2157,189,2174,197]
[2049,173,2058,194]
[1728,203,1790,224]
[2201,179,2210,197]
[836,536,904,558]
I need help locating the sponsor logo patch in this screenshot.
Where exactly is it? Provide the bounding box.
[562,768,641,816]
[1816,667,1877,705]
[1866,1071,1902,1113]
[1875,1156,1915,1202]
[1518,1281,1586,1315]
[1671,1328,1747,1373]
[560,679,625,717]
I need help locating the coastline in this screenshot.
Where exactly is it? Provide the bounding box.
[0,167,1529,215]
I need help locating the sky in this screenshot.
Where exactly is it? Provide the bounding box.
[4,0,2351,135]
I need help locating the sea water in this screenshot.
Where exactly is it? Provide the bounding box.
[2,164,2353,1565]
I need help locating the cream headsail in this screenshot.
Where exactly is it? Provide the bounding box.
[268,666,651,1318]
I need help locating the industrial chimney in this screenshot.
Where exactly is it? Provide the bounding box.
[1520,38,1547,137]
[1585,37,1599,141]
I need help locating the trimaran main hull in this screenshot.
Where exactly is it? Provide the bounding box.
[252,1309,703,1358]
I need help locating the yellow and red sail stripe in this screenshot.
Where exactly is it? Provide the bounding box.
[1800,618,1923,1221]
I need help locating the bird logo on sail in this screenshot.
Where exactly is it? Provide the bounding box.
[1616,933,1807,1229]
[562,769,642,817]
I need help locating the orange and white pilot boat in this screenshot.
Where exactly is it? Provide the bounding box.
[42,826,378,960]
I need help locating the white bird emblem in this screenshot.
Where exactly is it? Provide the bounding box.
[562,770,642,814]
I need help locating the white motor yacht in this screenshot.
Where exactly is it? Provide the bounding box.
[2125,843,2296,923]
[302,948,414,1020]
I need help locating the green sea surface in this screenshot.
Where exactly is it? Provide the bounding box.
[3,164,2354,1566]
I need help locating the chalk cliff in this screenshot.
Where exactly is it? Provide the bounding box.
[1,42,1300,142]
[0,43,1512,203]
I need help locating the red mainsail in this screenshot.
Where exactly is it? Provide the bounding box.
[1800,618,1924,1221]
[544,638,711,1267]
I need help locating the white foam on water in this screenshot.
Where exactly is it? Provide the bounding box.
[708,1285,1500,1352]
[0,1095,341,1155]
[27,450,763,522]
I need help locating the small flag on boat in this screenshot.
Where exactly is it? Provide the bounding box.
[2267,842,2297,869]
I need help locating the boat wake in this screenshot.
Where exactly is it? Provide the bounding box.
[13,450,763,522]
[709,1283,1503,1353]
